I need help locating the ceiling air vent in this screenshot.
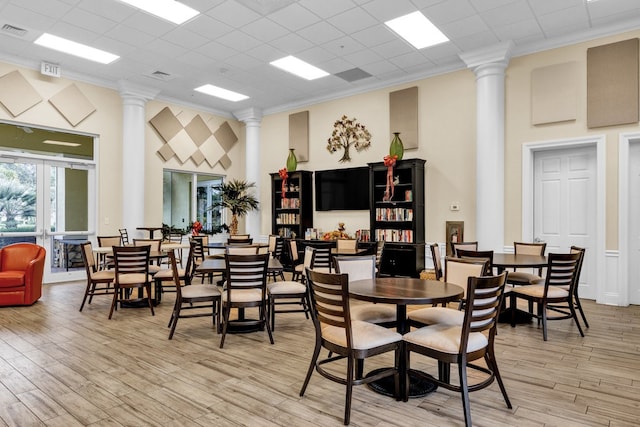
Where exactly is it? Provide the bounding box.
[1,24,28,38]
[334,68,372,83]
[147,70,174,81]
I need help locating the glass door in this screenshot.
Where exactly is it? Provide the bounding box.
[0,155,95,283]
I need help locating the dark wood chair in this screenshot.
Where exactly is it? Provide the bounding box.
[300,269,402,425]
[429,243,443,280]
[306,242,332,272]
[166,250,221,339]
[219,253,272,348]
[268,236,285,281]
[288,240,304,282]
[507,241,547,286]
[267,247,314,331]
[451,241,478,257]
[408,257,488,327]
[568,246,589,328]
[154,243,193,303]
[79,241,114,311]
[109,245,154,319]
[118,228,129,245]
[403,273,511,427]
[456,249,494,275]
[97,235,121,269]
[509,252,584,341]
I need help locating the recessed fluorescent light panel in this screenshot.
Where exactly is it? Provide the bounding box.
[385,11,449,49]
[34,33,119,64]
[119,0,199,25]
[270,56,329,80]
[194,84,249,102]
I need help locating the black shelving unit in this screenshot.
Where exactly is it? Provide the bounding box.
[270,170,313,239]
[369,158,426,277]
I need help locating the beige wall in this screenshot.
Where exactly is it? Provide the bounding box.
[263,30,640,250]
[260,69,477,242]
[505,29,640,250]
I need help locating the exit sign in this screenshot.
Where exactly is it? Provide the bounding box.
[41,62,61,78]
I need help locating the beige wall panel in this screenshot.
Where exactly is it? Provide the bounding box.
[214,121,238,152]
[0,70,42,116]
[587,38,639,128]
[168,129,197,164]
[289,110,309,162]
[531,62,578,125]
[157,143,175,161]
[49,83,96,126]
[200,135,225,167]
[389,86,418,149]
[149,107,182,142]
[185,115,212,146]
[218,154,232,169]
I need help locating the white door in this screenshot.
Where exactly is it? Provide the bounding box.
[629,141,640,304]
[534,146,597,299]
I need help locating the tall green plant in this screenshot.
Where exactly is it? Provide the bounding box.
[210,179,259,235]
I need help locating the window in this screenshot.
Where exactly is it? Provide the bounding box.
[163,170,224,234]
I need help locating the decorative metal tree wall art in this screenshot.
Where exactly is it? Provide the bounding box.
[326,115,372,162]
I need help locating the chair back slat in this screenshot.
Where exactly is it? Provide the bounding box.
[336,239,357,251]
[301,247,315,280]
[334,255,376,281]
[544,253,580,292]
[226,245,260,255]
[514,241,547,275]
[113,245,150,275]
[306,269,351,333]
[289,240,299,263]
[462,273,507,338]
[133,238,161,252]
[225,253,269,290]
[451,241,478,256]
[98,235,121,247]
[308,243,332,271]
[430,243,443,280]
[456,249,494,275]
[118,229,129,245]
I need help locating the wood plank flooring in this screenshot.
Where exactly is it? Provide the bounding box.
[1,279,639,426]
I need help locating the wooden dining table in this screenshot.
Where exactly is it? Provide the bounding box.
[349,277,464,400]
[492,253,548,323]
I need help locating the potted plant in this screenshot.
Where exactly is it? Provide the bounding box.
[210,179,259,235]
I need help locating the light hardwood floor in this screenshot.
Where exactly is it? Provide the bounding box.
[1,279,639,426]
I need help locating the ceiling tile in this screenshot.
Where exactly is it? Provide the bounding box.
[241,17,289,42]
[61,6,118,34]
[267,3,322,31]
[217,30,262,51]
[298,0,357,19]
[183,15,234,40]
[362,0,417,21]
[327,7,379,34]
[423,0,476,25]
[351,25,397,48]
[270,32,314,54]
[297,21,345,45]
[322,36,365,56]
[206,1,262,28]
[163,27,210,50]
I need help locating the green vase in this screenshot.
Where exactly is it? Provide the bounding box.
[286,148,297,171]
[389,132,404,160]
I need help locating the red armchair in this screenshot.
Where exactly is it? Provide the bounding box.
[0,243,45,306]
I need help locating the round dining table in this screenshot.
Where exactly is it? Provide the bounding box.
[349,277,464,400]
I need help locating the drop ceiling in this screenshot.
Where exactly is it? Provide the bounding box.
[0,0,639,118]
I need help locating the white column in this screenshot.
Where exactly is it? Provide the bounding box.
[460,42,513,251]
[118,82,159,239]
[234,107,263,239]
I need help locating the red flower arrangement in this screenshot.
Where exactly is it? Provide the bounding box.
[383,154,398,201]
[191,220,202,236]
[279,168,289,204]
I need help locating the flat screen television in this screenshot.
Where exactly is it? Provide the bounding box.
[315,166,370,211]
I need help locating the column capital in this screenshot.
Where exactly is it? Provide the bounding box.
[234,107,263,124]
[459,41,514,70]
[118,80,160,101]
